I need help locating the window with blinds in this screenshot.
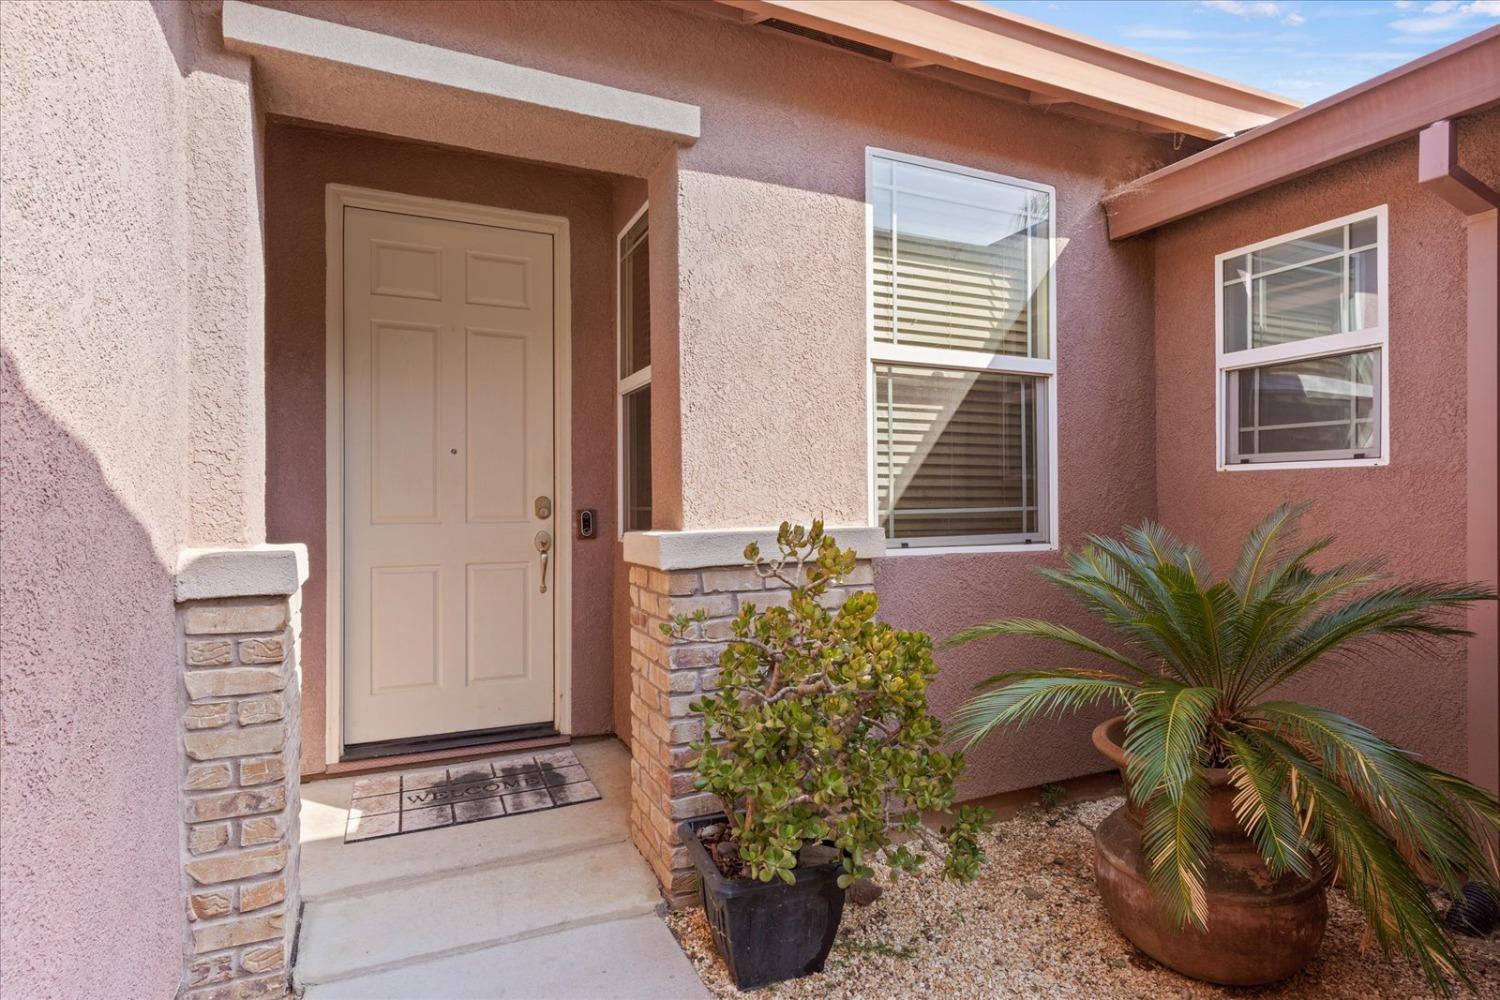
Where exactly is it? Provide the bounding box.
[867,150,1056,549]
[1216,208,1387,468]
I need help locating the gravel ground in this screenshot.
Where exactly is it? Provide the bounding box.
[665,797,1500,999]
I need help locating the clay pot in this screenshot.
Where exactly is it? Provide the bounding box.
[1090,716,1327,986]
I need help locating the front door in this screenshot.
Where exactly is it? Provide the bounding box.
[342,205,556,747]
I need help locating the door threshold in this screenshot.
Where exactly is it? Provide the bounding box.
[317,727,567,779]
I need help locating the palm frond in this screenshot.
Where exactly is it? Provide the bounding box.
[942,617,1150,677]
[1123,680,1218,804]
[1140,771,1214,931]
[1248,701,1497,897]
[1248,582,1494,696]
[947,670,1136,747]
[1229,502,1309,601]
[1250,729,1471,994]
[1222,728,1314,878]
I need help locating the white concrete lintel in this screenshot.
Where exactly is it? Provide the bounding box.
[622,526,886,571]
[175,544,310,602]
[221,1,700,142]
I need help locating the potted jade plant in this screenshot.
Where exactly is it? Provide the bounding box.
[947,504,1498,993]
[664,521,988,990]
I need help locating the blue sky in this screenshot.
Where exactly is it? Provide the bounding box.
[986,1,1500,102]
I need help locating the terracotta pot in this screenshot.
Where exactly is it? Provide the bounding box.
[1089,716,1328,986]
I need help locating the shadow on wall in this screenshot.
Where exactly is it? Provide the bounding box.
[0,353,183,998]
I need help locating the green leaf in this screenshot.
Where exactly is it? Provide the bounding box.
[1221,729,1312,879]
[1139,770,1214,931]
[1123,680,1217,805]
[942,618,1150,677]
[949,670,1136,747]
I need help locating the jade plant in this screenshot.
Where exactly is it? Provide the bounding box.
[947,504,1498,992]
[663,521,989,889]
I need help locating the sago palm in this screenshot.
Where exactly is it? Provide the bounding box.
[946,504,1498,992]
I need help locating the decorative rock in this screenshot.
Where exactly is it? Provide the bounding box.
[185,973,288,1000]
[184,844,288,887]
[849,877,884,906]
[186,763,233,791]
[187,953,234,987]
[187,788,287,823]
[191,912,284,954]
[237,637,285,664]
[185,668,285,700]
[188,890,233,921]
[235,694,284,726]
[188,822,231,855]
[185,703,233,730]
[185,726,284,762]
[238,877,285,913]
[237,756,285,787]
[186,640,233,666]
[183,602,288,636]
[239,815,282,847]
[239,944,284,975]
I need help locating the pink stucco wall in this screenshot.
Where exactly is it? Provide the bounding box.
[1151,109,1500,776]
[3,2,193,995]
[262,122,620,775]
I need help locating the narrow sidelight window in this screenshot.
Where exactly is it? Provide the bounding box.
[867,149,1056,549]
[617,207,652,532]
[1216,208,1388,469]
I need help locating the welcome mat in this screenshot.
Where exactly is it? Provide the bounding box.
[344,748,600,842]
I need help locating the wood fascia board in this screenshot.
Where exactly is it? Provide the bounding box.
[1103,28,1500,239]
[221,0,701,142]
[715,0,1279,138]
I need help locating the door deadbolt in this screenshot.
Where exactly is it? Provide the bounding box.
[534,496,552,519]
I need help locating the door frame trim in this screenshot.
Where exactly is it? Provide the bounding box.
[324,183,574,763]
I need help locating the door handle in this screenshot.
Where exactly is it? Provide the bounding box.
[534,530,552,594]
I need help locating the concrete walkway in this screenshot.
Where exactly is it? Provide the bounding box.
[295,738,708,999]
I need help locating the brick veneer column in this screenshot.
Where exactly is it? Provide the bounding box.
[626,559,873,906]
[174,547,306,1000]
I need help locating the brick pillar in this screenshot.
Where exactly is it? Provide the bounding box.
[626,558,873,906]
[174,547,306,1000]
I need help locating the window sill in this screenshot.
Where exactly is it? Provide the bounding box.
[1216,457,1388,472]
[880,541,1059,557]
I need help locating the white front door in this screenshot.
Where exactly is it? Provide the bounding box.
[342,206,556,747]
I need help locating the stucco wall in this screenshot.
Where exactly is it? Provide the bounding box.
[1151,109,1500,776]
[3,2,192,996]
[262,122,619,775]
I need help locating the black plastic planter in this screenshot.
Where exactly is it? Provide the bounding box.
[680,816,848,990]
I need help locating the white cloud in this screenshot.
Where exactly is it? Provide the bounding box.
[1392,0,1500,34]
[1200,1,1284,16]
[1199,1,1307,26]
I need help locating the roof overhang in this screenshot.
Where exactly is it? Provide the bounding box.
[1102,27,1500,240]
[706,0,1298,139]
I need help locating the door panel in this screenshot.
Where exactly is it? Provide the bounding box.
[343,206,556,747]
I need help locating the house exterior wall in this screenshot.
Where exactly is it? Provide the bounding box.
[256,1,1178,799]
[1151,108,1500,777]
[262,122,620,775]
[1,1,267,996]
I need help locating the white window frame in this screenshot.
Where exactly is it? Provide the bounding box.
[1214,206,1390,472]
[864,147,1060,556]
[616,201,650,537]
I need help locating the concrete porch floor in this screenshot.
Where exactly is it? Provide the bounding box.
[295,737,708,998]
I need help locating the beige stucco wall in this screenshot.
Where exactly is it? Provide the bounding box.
[1,1,264,996]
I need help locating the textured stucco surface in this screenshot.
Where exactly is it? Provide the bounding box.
[2,2,265,995]
[246,0,1177,797]
[1151,109,1500,777]
[3,2,189,996]
[262,122,619,775]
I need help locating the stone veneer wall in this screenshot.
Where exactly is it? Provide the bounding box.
[177,589,303,999]
[626,560,873,904]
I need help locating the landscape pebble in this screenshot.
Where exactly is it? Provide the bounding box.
[665,797,1500,999]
